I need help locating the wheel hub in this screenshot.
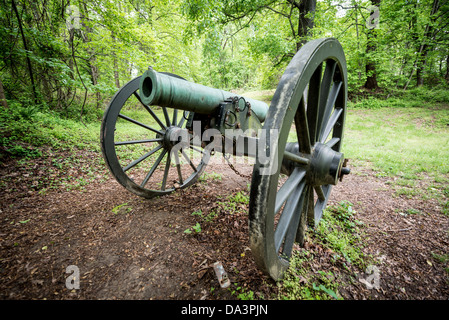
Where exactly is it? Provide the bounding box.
[283,142,350,186]
[308,143,344,186]
[161,126,187,150]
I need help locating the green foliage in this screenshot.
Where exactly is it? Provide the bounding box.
[112,203,132,214]
[0,101,101,154]
[199,171,222,182]
[350,86,449,110]
[1,0,448,127]
[227,190,249,205]
[280,251,344,300]
[229,283,255,300]
[214,190,250,214]
[191,208,218,223]
[184,222,202,234]
[0,0,203,122]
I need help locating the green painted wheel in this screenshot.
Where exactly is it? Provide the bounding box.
[249,38,349,280]
[101,74,207,199]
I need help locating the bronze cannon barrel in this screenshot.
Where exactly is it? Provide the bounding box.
[139,68,269,122]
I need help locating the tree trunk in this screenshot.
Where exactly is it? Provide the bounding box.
[80,1,101,107]
[364,0,380,90]
[355,8,362,81]
[445,55,449,81]
[296,0,316,50]
[112,32,120,88]
[416,0,440,86]
[416,54,426,86]
[285,0,316,51]
[0,77,8,109]
[12,0,38,103]
[90,56,101,106]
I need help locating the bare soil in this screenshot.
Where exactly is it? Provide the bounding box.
[1,149,448,300]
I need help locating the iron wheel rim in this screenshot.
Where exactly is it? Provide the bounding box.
[101,75,207,199]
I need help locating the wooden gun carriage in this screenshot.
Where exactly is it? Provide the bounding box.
[101,38,350,280]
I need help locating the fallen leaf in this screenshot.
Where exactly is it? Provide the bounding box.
[197,269,207,279]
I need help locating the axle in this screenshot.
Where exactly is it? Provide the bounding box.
[139,68,269,122]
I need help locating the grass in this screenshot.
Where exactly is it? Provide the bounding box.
[344,107,449,176]
[240,89,275,104]
[343,99,449,202]
[199,171,223,183]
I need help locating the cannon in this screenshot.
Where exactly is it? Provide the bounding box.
[100,38,350,280]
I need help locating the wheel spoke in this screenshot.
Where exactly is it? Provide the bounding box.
[141,149,167,188]
[325,137,340,148]
[173,151,184,185]
[294,97,311,154]
[313,185,332,226]
[115,138,162,146]
[162,107,171,127]
[283,150,310,165]
[133,92,167,130]
[274,180,306,253]
[295,185,311,244]
[118,113,163,135]
[181,150,197,172]
[317,60,337,138]
[319,81,342,143]
[172,109,178,126]
[189,145,205,154]
[320,108,343,144]
[282,184,308,257]
[275,169,306,214]
[178,112,187,128]
[123,145,163,172]
[314,185,325,202]
[307,184,315,226]
[306,63,323,144]
[161,151,171,191]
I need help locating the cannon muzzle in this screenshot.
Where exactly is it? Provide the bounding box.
[139,68,269,122]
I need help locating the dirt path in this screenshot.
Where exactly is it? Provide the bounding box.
[1,151,448,300]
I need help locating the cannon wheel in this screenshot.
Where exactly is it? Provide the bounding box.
[249,38,348,280]
[101,73,207,199]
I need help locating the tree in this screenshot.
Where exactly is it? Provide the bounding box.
[183,0,317,64]
[415,0,444,86]
[1,0,448,122]
[364,0,380,90]
[0,77,8,109]
[11,0,37,103]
